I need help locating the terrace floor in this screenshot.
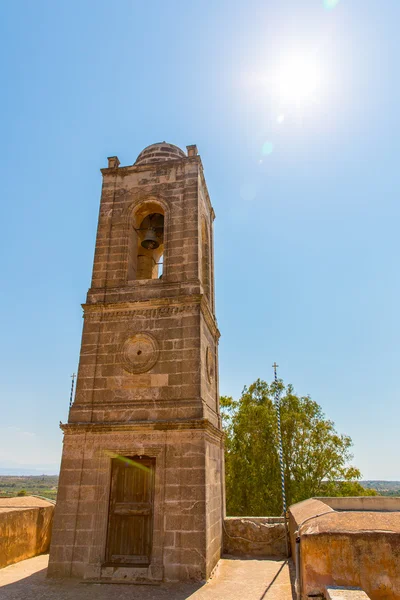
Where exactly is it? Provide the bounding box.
[0,554,296,600]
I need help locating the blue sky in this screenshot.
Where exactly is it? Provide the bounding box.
[1,0,399,479]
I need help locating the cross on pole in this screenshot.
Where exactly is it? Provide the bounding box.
[69,373,76,408]
[272,362,286,513]
[272,361,289,556]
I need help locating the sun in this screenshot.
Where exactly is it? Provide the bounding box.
[274,55,320,105]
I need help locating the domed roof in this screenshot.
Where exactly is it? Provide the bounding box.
[135,142,186,166]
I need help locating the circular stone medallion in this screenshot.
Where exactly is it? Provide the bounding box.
[206,346,215,383]
[121,333,159,374]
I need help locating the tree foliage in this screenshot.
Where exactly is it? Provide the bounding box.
[221,379,376,516]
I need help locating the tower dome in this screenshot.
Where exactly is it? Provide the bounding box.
[134,142,186,166]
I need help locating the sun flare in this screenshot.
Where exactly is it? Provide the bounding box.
[274,55,320,105]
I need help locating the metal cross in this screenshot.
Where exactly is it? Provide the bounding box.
[69,373,76,408]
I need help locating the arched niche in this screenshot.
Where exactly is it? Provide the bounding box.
[128,200,165,281]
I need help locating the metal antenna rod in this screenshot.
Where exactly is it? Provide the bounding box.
[69,373,76,409]
[273,362,289,557]
[273,363,287,515]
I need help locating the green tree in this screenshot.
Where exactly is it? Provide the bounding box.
[17,489,27,496]
[221,379,376,516]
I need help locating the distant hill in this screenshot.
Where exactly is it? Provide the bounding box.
[0,463,59,476]
[0,468,59,476]
[361,481,400,496]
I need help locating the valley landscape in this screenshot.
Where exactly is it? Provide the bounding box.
[0,475,398,503]
[0,475,58,501]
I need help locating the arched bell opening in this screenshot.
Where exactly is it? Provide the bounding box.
[157,253,164,278]
[128,202,165,281]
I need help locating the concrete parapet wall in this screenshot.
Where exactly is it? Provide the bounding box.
[319,496,400,512]
[0,496,54,568]
[289,497,400,600]
[223,517,287,558]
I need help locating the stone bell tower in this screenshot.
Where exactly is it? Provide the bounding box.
[48,142,224,583]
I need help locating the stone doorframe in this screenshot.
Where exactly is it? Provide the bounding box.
[84,443,166,582]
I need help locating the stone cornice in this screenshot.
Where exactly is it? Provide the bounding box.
[71,398,201,409]
[82,294,220,339]
[82,294,201,317]
[93,277,199,288]
[61,418,224,441]
[87,278,202,300]
[100,155,202,177]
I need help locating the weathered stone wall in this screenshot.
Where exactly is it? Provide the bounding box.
[289,497,400,600]
[301,528,400,600]
[48,424,223,581]
[68,151,220,432]
[69,302,205,425]
[0,496,54,568]
[223,517,287,558]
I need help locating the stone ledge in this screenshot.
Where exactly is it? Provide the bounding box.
[326,587,371,599]
[61,418,224,440]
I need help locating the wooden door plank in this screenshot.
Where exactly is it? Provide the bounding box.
[105,456,155,566]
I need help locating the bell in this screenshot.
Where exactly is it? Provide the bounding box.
[141,227,159,250]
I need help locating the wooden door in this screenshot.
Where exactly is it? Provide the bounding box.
[105,456,155,566]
